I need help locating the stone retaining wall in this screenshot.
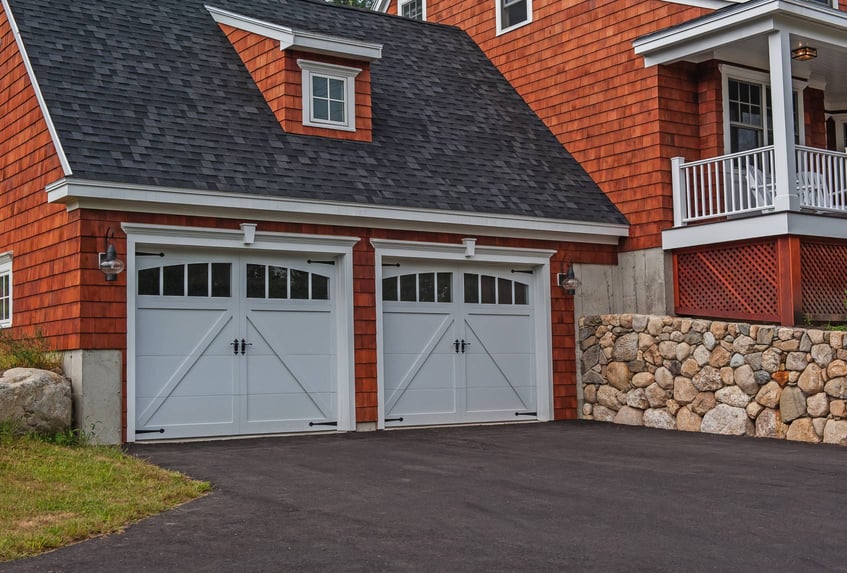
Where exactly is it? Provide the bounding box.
[579,314,847,445]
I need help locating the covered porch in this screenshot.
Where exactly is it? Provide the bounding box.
[635,0,847,326]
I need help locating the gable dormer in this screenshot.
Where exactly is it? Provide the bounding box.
[207,6,382,142]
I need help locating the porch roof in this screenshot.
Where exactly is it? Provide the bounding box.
[634,0,847,108]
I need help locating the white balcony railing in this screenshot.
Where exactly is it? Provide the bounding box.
[672,145,847,226]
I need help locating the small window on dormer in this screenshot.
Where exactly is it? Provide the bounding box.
[298,60,361,132]
[496,0,532,35]
[399,0,425,20]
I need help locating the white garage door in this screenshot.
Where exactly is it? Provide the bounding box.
[381,263,537,427]
[134,250,338,439]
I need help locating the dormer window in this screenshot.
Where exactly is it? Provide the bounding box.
[298,60,361,132]
[399,0,425,20]
[496,0,532,35]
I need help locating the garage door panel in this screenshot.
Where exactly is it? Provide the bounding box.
[466,387,531,412]
[245,391,333,423]
[383,312,454,355]
[141,395,235,427]
[385,353,456,393]
[247,310,334,355]
[464,314,532,354]
[136,309,234,355]
[391,387,457,416]
[136,355,236,398]
[245,355,335,394]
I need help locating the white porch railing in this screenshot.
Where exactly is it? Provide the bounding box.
[672,146,847,226]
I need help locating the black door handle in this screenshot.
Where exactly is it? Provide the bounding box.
[454,339,460,353]
[461,339,471,353]
[240,339,253,355]
[230,339,239,355]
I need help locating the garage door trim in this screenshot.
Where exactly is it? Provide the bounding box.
[124,222,359,442]
[371,238,555,429]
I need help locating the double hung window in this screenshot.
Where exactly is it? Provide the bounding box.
[496,0,532,35]
[399,0,425,20]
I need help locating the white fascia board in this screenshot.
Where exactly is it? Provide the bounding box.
[47,178,629,245]
[370,238,557,265]
[2,0,72,176]
[636,0,847,66]
[662,0,733,9]
[205,5,383,61]
[373,0,392,13]
[662,212,847,250]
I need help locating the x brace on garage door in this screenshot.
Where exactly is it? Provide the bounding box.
[372,238,555,429]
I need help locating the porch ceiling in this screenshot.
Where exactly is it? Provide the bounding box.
[634,0,847,109]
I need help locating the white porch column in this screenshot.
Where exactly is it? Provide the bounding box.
[768,29,799,212]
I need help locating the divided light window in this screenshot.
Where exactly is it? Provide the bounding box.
[298,60,361,132]
[0,254,11,327]
[497,0,532,35]
[728,78,800,154]
[399,0,425,20]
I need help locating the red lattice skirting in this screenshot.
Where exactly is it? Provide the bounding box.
[675,239,781,323]
[801,239,847,321]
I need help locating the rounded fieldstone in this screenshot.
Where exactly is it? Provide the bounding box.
[703,331,716,351]
[643,408,676,430]
[647,317,664,336]
[730,353,746,368]
[681,358,700,377]
[645,383,669,408]
[797,363,824,395]
[582,403,593,417]
[807,329,825,345]
[654,367,674,390]
[732,335,756,354]
[683,331,704,346]
[583,384,597,404]
[786,418,821,443]
[807,392,829,418]
[701,404,748,435]
[613,405,644,426]
[734,365,758,396]
[626,388,649,410]
[761,348,782,373]
[715,386,751,408]
[658,341,677,360]
[774,338,800,352]
[754,370,772,386]
[673,377,698,404]
[755,408,786,439]
[606,362,632,391]
[612,333,638,361]
[638,333,655,351]
[692,345,710,367]
[0,368,73,435]
[831,400,847,418]
[710,321,728,339]
[827,360,847,378]
[755,382,782,409]
[690,392,716,416]
[692,366,722,392]
[674,342,691,361]
[811,344,834,367]
[756,326,775,345]
[709,346,731,368]
[592,405,616,422]
[746,401,764,420]
[746,352,763,371]
[780,386,807,422]
[824,378,847,399]
[676,407,702,432]
[582,345,602,371]
[823,420,847,445]
[597,385,625,411]
[632,372,655,389]
[632,315,649,332]
[583,370,605,386]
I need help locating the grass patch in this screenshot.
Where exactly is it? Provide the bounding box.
[0,329,63,372]
[0,430,210,562]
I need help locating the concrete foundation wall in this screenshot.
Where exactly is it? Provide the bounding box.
[63,350,122,445]
[574,247,672,317]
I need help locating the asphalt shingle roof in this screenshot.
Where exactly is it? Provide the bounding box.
[9,0,627,226]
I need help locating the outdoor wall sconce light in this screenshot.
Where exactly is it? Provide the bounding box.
[791,46,817,61]
[99,228,125,282]
[557,263,580,295]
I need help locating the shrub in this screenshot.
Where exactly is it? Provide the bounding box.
[0,329,63,372]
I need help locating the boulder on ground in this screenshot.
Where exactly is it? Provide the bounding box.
[0,368,72,435]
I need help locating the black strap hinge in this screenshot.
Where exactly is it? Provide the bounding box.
[307,259,335,266]
[136,428,165,434]
[136,252,165,257]
[515,411,537,417]
[385,417,404,423]
[309,421,338,427]
[511,269,533,275]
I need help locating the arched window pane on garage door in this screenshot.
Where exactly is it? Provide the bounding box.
[382,272,452,302]
[463,273,528,305]
[138,263,232,297]
[246,264,330,300]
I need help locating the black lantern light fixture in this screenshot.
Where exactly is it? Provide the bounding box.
[557,262,580,295]
[791,46,817,61]
[99,228,125,282]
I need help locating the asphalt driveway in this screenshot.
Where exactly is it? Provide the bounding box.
[3,421,847,572]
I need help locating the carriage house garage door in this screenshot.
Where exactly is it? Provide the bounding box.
[381,261,546,427]
[133,249,342,440]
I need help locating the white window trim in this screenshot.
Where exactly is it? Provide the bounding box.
[398,0,426,20]
[0,252,12,328]
[495,0,532,36]
[298,59,360,132]
[720,64,807,153]
[832,114,847,151]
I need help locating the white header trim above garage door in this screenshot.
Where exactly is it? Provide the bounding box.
[123,222,359,441]
[371,238,555,428]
